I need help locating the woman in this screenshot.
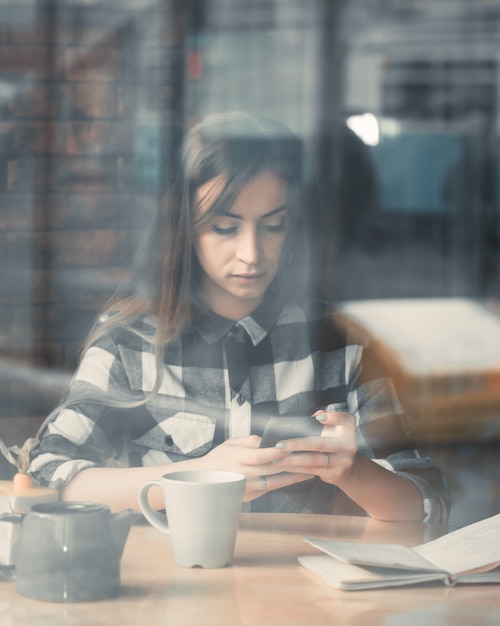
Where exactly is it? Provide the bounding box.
[29,112,449,522]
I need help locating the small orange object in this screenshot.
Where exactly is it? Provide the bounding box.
[13,472,33,491]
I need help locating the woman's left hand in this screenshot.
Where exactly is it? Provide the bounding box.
[271,410,359,487]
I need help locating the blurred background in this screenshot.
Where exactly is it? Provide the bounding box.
[1,0,499,527]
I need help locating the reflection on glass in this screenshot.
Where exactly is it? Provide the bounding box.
[0,1,498,530]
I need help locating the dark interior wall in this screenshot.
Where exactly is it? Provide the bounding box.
[0,0,184,418]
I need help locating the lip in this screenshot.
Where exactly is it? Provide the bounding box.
[232,273,265,282]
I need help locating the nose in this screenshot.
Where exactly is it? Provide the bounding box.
[236,228,260,266]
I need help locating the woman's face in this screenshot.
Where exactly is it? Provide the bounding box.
[194,170,289,320]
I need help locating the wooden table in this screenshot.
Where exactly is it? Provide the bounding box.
[1,513,499,625]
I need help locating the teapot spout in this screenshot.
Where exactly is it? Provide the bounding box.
[111,509,141,558]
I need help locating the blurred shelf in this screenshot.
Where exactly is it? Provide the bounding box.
[338,298,500,444]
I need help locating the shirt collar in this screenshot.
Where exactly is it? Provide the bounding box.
[192,291,284,346]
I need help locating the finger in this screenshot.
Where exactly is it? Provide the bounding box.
[266,472,314,491]
[274,451,354,475]
[273,450,330,468]
[270,413,355,452]
[223,436,296,464]
[274,434,342,454]
[220,437,290,469]
[223,434,262,449]
[246,472,314,500]
[314,410,355,428]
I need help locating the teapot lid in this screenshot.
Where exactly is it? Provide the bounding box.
[29,501,110,515]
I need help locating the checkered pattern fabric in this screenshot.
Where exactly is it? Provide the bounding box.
[29,300,449,521]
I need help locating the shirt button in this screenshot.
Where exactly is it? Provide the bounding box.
[237,395,245,406]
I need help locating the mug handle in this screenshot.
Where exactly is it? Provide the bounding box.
[138,480,170,534]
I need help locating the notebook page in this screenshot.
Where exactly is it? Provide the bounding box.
[414,514,500,574]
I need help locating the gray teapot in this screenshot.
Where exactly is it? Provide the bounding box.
[15,501,140,602]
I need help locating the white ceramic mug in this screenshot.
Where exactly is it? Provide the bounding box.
[138,470,246,569]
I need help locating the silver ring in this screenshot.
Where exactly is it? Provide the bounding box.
[260,476,267,491]
[324,453,330,468]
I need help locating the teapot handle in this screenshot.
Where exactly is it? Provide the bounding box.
[138,481,170,534]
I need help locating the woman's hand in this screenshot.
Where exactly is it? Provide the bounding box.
[269,410,425,521]
[270,410,359,488]
[198,435,313,502]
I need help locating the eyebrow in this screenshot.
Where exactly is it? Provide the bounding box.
[224,204,288,220]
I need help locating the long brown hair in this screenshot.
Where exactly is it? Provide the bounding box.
[86,111,309,399]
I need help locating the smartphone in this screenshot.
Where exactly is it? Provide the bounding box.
[259,415,323,448]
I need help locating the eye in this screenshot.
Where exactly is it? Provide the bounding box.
[211,218,239,235]
[211,224,238,235]
[262,217,287,233]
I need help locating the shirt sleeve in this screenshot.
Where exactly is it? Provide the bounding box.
[337,332,450,525]
[28,330,135,490]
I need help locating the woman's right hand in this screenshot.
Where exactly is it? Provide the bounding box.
[57,434,313,513]
[198,436,313,501]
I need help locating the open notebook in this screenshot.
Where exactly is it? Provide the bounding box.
[299,513,500,591]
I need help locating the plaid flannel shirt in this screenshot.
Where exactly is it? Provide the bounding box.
[29,299,449,522]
